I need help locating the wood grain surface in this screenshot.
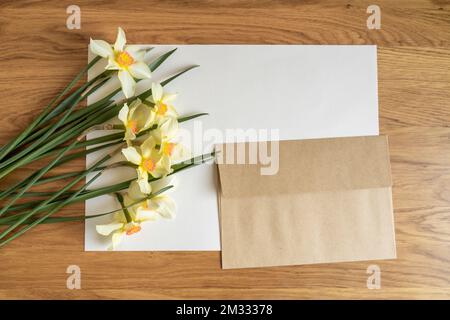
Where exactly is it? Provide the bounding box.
[0,0,449,299]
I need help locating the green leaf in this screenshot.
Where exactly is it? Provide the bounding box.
[0,171,103,247]
[0,139,80,217]
[148,48,177,71]
[18,49,178,149]
[0,144,118,241]
[0,152,215,218]
[0,185,173,226]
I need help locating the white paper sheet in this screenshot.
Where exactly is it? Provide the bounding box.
[85,45,379,251]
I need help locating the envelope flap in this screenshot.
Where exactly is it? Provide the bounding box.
[217,135,392,198]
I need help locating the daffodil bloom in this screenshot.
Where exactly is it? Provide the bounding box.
[90,27,152,98]
[150,83,178,122]
[160,139,190,166]
[127,179,177,220]
[96,180,176,250]
[154,116,179,142]
[151,129,190,166]
[122,136,171,194]
[118,99,155,144]
[95,211,153,250]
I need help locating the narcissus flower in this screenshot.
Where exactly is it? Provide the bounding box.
[90,27,152,98]
[96,179,176,250]
[154,116,179,142]
[118,99,155,144]
[150,83,178,122]
[95,212,153,250]
[127,179,177,220]
[160,139,190,166]
[122,136,171,194]
[151,129,190,167]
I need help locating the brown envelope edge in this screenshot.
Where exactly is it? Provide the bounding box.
[217,135,396,270]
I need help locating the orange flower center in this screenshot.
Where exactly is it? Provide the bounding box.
[157,102,168,116]
[117,51,134,67]
[128,120,138,133]
[126,225,141,236]
[163,143,175,156]
[142,159,156,172]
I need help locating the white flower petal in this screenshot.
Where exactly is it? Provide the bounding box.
[137,166,148,181]
[135,207,158,222]
[144,110,156,130]
[118,104,129,124]
[150,175,177,193]
[162,93,177,103]
[96,222,124,236]
[128,98,142,114]
[90,38,113,58]
[159,117,178,140]
[128,180,144,200]
[127,46,146,61]
[151,82,163,102]
[141,136,156,159]
[105,58,121,70]
[124,128,136,142]
[138,177,152,194]
[114,27,127,52]
[128,62,152,79]
[131,103,153,131]
[166,105,179,118]
[118,70,136,98]
[171,143,191,163]
[157,155,172,176]
[111,231,125,250]
[155,196,176,219]
[122,146,142,165]
[150,128,163,144]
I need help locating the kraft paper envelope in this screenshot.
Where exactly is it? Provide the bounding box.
[218,135,396,269]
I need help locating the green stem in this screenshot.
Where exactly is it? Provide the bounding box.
[0,64,199,180]
[19,95,115,149]
[0,103,119,181]
[0,140,121,202]
[0,138,80,217]
[15,48,178,151]
[0,171,103,247]
[115,192,132,223]
[0,152,215,220]
[0,144,122,240]
[3,161,133,212]
[0,185,173,226]
[0,112,207,204]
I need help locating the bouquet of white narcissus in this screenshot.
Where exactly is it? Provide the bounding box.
[0,27,212,249]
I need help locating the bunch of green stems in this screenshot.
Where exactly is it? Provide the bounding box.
[0,48,212,246]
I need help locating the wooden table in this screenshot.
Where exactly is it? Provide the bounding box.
[0,0,449,299]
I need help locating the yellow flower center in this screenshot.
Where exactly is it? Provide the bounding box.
[157,102,168,116]
[126,225,141,236]
[128,120,138,133]
[142,159,156,172]
[116,51,134,68]
[163,143,175,156]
